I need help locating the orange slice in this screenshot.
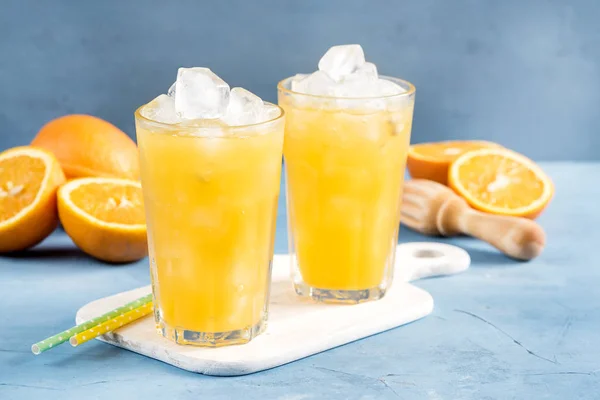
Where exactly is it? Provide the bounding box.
[407,140,501,184]
[448,148,553,219]
[57,177,147,262]
[0,146,66,252]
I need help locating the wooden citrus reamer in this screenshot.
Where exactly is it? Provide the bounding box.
[401,179,545,260]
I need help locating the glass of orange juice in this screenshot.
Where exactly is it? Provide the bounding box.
[278,46,415,303]
[135,67,284,346]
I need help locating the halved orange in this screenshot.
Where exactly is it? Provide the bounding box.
[448,148,553,219]
[0,146,66,252]
[57,177,147,263]
[407,140,501,184]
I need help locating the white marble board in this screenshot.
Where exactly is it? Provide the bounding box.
[75,243,469,376]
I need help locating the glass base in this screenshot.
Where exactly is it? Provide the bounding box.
[293,281,388,304]
[156,316,267,347]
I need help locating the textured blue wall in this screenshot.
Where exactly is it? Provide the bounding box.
[1,0,598,160]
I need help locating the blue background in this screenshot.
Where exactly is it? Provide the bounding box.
[1,0,599,160]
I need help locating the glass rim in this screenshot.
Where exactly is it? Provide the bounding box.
[134,100,285,132]
[277,74,415,101]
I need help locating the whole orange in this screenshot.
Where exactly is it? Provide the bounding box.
[31,114,140,180]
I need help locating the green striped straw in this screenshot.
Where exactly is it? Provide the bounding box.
[31,293,152,355]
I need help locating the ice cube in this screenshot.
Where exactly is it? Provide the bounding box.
[332,78,408,110]
[173,67,230,119]
[260,104,281,122]
[350,62,378,81]
[140,94,181,124]
[364,80,408,110]
[376,79,406,96]
[358,62,378,78]
[292,71,337,96]
[334,62,379,101]
[167,82,176,97]
[333,77,378,98]
[221,87,264,126]
[289,74,308,91]
[318,44,365,82]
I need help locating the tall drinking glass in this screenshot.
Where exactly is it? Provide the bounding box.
[135,105,284,346]
[278,77,415,303]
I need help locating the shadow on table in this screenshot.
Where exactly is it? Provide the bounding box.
[1,241,146,267]
[2,245,85,261]
[44,343,126,368]
[460,246,523,267]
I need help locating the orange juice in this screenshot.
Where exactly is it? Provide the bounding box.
[278,77,414,303]
[135,109,284,346]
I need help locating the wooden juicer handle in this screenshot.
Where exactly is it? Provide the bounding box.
[437,196,546,260]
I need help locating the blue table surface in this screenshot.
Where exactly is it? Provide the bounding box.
[1,162,598,400]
